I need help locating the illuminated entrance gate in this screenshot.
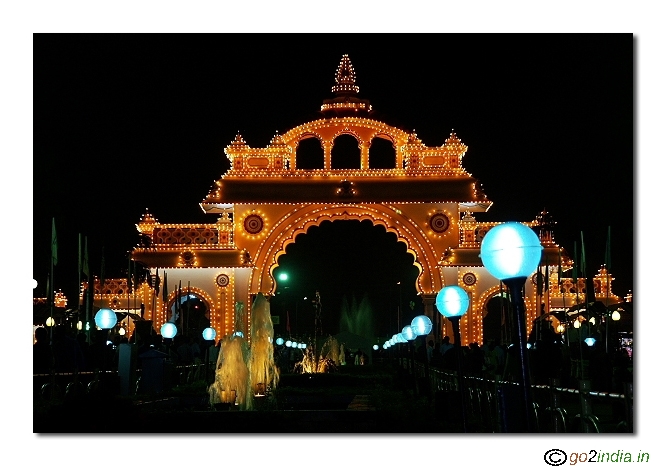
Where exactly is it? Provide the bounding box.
[126,55,588,345]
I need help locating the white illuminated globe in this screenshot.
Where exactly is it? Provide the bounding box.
[411,315,432,337]
[94,308,117,329]
[160,322,177,339]
[286,340,292,347]
[202,327,216,341]
[276,337,284,345]
[396,333,407,343]
[373,345,379,350]
[45,317,55,327]
[436,285,470,318]
[401,325,416,341]
[480,222,544,280]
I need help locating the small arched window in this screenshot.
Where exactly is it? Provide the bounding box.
[369,137,396,169]
[295,136,324,169]
[331,134,361,169]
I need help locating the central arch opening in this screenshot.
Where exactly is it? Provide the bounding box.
[271,219,421,342]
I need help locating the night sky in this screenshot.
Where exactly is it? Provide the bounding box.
[32,34,634,337]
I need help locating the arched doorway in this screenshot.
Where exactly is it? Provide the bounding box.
[167,291,211,339]
[271,219,421,340]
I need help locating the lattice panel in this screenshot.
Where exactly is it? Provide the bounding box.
[153,227,219,245]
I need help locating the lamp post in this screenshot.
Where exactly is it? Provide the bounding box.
[436,285,470,432]
[161,321,178,359]
[480,221,543,433]
[202,327,216,384]
[94,308,118,374]
[411,315,433,397]
[397,281,402,333]
[401,324,417,380]
[611,309,621,352]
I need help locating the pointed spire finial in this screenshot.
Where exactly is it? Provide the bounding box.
[332,54,359,95]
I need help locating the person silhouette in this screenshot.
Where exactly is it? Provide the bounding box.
[33,326,53,374]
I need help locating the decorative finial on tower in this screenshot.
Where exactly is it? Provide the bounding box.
[331,54,359,95]
[321,55,371,116]
[535,209,557,244]
[230,132,247,147]
[139,207,157,224]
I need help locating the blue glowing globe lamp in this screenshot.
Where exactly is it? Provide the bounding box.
[161,322,178,339]
[410,315,432,337]
[401,325,416,341]
[94,308,117,329]
[584,337,596,347]
[479,221,543,281]
[436,285,470,347]
[202,327,216,341]
[436,285,470,319]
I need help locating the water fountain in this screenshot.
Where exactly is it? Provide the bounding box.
[294,335,340,374]
[207,293,279,410]
[248,293,279,395]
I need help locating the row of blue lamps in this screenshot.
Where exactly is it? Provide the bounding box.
[383,221,542,433]
[94,308,218,343]
[434,221,543,432]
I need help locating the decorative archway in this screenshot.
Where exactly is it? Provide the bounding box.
[250,204,436,295]
[127,55,577,345]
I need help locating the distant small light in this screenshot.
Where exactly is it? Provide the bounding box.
[373,345,379,350]
[584,337,596,347]
[276,337,284,345]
